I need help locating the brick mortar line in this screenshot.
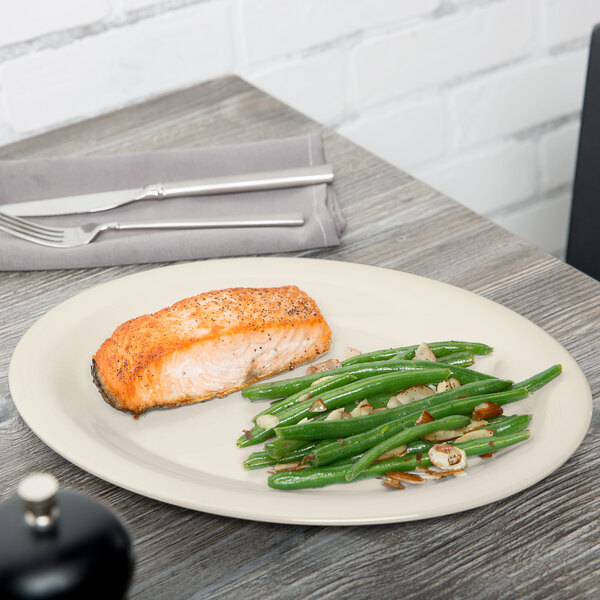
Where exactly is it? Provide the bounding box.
[0,0,509,72]
[0,0,217,64]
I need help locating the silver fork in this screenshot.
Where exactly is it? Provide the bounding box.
[0,211,304,249]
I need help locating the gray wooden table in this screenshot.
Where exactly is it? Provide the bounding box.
[1,76,598,599]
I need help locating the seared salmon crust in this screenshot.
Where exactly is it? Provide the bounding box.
[92,286,332,415]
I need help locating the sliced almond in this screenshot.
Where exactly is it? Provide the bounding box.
[306,359,342,375]
[256,414,279,429]
[451,469,467,477]
[416,466,439,473]
[422,467,465,478]
[454,428,494,443]
[387,396,402,409]
[343,347,362,360]
[385,471,426,484]
[428,444,468,470]
[308,398,327,413]
[325,407,351,421]
[297,417,310,424]
[310,376,333,387]
[267,461,310,473]
[436,377,462,393]
[417,471,448,480]
[350,399,373,417]
[423,426,467,442]
[387,385,435,408]
[415,410,435,425]
[464,419,488,432]
[382,479,405,490]
[413,342,437,362]
[376,444,408,461]
[472,401,503,421]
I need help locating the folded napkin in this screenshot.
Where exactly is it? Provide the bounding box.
[0,135,344,270]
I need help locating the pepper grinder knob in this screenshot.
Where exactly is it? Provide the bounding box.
[0,473,134,599]
[18,473,60,531]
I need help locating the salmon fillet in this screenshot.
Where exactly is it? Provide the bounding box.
[92,286,332,415]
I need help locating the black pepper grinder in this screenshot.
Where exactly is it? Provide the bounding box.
[0,473,135,599]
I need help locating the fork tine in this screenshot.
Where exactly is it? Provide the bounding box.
[0,223,64,247]
[0,218,63,241]
[0,212,64,240]
[0,223,62,243]
[0,211,64,234]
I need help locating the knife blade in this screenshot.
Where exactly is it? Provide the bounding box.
[0,164,334,217]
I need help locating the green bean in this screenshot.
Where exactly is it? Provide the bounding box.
[243,356,492,402]
[244,442,318,469]
[244,451,278,470]
[237,368,451,448]
[381,439,433,459]
[336,441,434,466]
[275,378,513,441]
[513,364,562,393]
[340,340,494,366]
[484,414,532,435]
[250,439,429,471]
[263,396,389,460]
[268,430,530,490]
[263,438,306,460]
[261,409,336,459]
[252,372,359,422]
[346,415,471,481]
[428,363,496,384]
[434,351,474,367]
[330,415,531,470]
[243,362,414,401]
[264,439,437,473]
[390,351,475,366]
[363,393,394,409]
[250,437,432,471]
[260,414,532,472]
[303,387,528,467]
[258,369,449,424]
[257,373,410,423]
[411,388,528,423]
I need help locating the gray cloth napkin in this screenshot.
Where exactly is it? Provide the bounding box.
[0,135,344,270]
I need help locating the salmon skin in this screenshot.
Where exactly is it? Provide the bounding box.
[92,286,332,415]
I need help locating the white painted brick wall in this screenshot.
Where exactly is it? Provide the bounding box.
[1,2,234,133]
[452,51,587,148]
[352,0,536,108]
[119,0,167,12]
[415,140,538,216]
[545,0,600,46]
[244,48,347,125]
[240,0,441,63]
[0,0,599,259]
[493,192,572,257]
[0,1,112,46]
[338,98,446,168]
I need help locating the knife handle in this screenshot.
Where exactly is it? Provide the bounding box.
[137,164,334,201]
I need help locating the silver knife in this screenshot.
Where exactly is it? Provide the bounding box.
[0,164,334,217]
